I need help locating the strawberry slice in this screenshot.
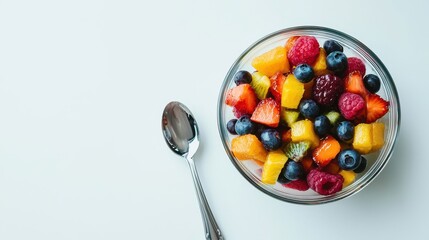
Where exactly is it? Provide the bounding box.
[251,98,280,127]
[269,72,286,102]
[225,84,258,115]
[344,71,369,98]
[366,94,389,123]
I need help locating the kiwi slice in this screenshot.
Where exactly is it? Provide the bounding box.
[281,109,300,127]
[251,72,270,100]
[283,141,311,162]
[325,111,341,126]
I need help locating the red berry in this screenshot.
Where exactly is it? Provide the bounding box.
[251,98,280,127]
[347,57,366,76]
[307,169,343,195]
[225,84,258,116]
[283,179,309,191]
[365,94,389,123]
[338,92,366,120]
[287,36,320,66]
[313,74,344,106]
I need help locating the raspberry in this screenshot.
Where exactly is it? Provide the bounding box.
[313,74,344,106]
[307,169,344,195]
[346,57,366,76]
[283,179,309,191]
[338,92,366,120]
[287,36,320,66]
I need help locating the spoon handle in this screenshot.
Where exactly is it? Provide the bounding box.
[186,157,224,240]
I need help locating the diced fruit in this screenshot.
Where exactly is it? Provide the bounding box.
[338,92,366,121]
[336,121,354,142]
[283,179,309,191]
[288,36,320,66]
[313,74,344,107]
[284,160,305,181]
[261,150,288,184]
[324,161,340,174]
[307,169,344,195]
[291,119,320,148]
[226,119,237,135]
[260,128,282,150]
[269,72,286,102]
[371,122,385,151]
[323,39,343,54]
[252,46,289,77]
[293,64,314,83]
[312,48,329,76]
[314,115,331,137]
[251,98,280,127]
[302,80,315,99]
[344,71,369,98]
[366,94,389,123]
[281,109,300,127]
[235,116,255,135]
[284,36,300,54]
[339,170,356,188]
[231,134,268,162]
[301,157,315,173]
[337,149,362,170]
[312,135,341,167]
[346,57,366,76]
[283,141,311,162]
[363,74,381,93]
[281,74,305,109]
[299,99,320,119]
[353,156,367,173]
[353,123,373,154]
[233,70,252,85]
[250,72,271,99]
[325,111,341,125]
[226,84,258,115]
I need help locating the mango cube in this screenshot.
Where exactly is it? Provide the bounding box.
[231,134,268,163]
[262,150,288,184]
[312,48,329,76]
[371,122,385,151]
[252,46,289,77]
[291,119,320,148]
[353,123,373,154]
[339,170,356,188]
[281,74,304,109]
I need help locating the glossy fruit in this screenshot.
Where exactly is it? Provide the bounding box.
[339,170,356,188]
[346,57,366,76]
[371,122,385,151]
[283,141,311,162]
[291,119,320,148]
[313,135,341,167]
[269,72,286,102]
[284,160,305,181]
[233,70,252,85]
[288,36,320,66]
[281,109,300,128]
[226,84,258,115]
[281,74,305,109]
[323,40,343,54]
[312,48,329,76]
[314,115,331,137]
[226,119,237,135]
[284,36,300,54]
[313,74,344,106]
[277,166,292,184]
[252,46,289,77]
[261,150,288,184]
[366,94,389,123]
[326,51,348,76]
[325,111,341,125]
[336,121,354,142]
[251,98,280,127]
[363,74,381,93]
[235,116,255,135]
[307,169,344,195]
[250,72,270,100]
[353,123,373,154]
[260,128,282,150]
[353,156,367,173]
[344,71,369,98]
[231,134,268,162]
[338,149,362,170]
[299,99,320,119]
[293,64,314,83]
[338,92,366,120]
[301,156,315,173]
[282,179,309,191]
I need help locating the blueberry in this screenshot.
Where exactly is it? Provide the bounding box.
[299,99,320,119]
[226,119,237,135]
[336,121,354,142]
[293,64,314,83]
[234,116,255,135]
[323,40,344,54]
[326,51,348,76]
[285,160,304,181]
[314,115,331,137]
[277,166,292,184]
[233,70,252,85]
[338,149,362,170]
[353,156,367,173]
[363,74,381,93]
[260,129,282,150]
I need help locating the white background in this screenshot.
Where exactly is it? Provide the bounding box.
[0,0,427,239]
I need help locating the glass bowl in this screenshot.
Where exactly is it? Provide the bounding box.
[217,26,400,204]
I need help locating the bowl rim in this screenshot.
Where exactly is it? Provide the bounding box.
[217,25,401,205]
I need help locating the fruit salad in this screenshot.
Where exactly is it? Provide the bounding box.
[224,35,389,196]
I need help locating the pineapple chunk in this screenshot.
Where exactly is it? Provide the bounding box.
[312,48,329,76]
[281,74,304,109]
[291,119,320,148]
[371,122,385,151]
[353,123,373,154]
[261,150,288,184]
[339,170,356,188]
[231,134,268,162]
[251,72,271,100]
[251,46,289,77]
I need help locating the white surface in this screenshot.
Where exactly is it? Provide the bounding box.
[0,0,427,239]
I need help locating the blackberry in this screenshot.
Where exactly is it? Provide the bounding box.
[313,74,344,107]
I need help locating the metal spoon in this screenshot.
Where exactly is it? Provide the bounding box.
[162,101,224,240]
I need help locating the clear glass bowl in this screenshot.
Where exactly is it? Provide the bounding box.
[217,26,400,204]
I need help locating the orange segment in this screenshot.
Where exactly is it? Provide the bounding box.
[231,134,268,162]
[252,46,289,77]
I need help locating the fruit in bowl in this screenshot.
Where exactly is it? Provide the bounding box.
[218,26,400,204]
